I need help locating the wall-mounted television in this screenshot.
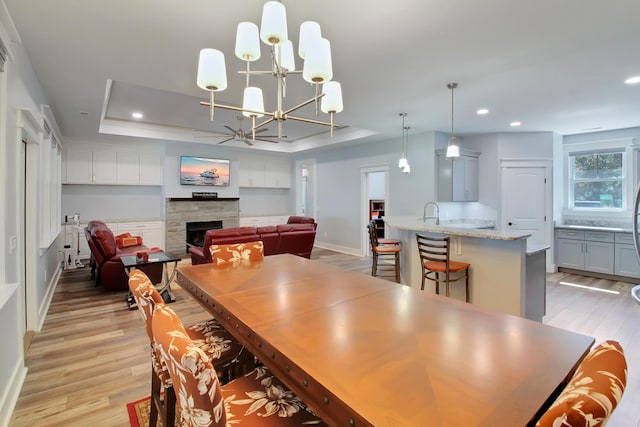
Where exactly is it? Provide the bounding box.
[180,156,230,186]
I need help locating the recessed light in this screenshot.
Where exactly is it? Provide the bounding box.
[476,108,489,115]
[510,121,521,127]
[132,112,143,119]
[624,76,640,85]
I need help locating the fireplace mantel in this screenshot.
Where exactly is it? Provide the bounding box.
[168,197,239,202]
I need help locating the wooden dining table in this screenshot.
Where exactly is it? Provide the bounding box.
[176,254,595,427]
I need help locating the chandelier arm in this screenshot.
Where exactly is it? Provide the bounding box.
[238,70,273,76]
[199,101,273,118]
[251,117,275,131]
[287,115,341,127]
[283,93,325,116]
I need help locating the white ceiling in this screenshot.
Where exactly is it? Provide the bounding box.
[5,0,640,153]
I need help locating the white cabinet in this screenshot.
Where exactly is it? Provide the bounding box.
[65,151,117,184]
[614,233,640,278]
[64,146,163,186]
[116,221,165,249]
[239,216,290,227]
[556,229,614,275]
[436,149,480,202]
[239,155,291,188]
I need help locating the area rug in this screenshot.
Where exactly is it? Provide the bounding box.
[126,396,154,427]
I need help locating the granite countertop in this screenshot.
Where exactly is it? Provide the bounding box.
[526,243,551,256]
[384,216,530,241]
[555,223,633,233]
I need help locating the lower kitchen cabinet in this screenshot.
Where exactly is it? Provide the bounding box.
[556,228,640,278]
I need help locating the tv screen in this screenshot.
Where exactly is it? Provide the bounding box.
[180,156,230,186]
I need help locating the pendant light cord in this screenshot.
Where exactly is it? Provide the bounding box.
[447,83,458,139]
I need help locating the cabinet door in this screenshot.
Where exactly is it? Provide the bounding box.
[116,152,140,184]
[92,151,117,184]
[614,244,640,278]
[264,157,292,188]
[584,241,614,274]
[141,227,164,250]
[139,153,163,185]
[65,151,93,184]
[239,156,265,187]
[556,238,584,269]
[463,156,479,201]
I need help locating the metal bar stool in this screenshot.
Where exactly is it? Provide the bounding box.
[368,220,401,283]
[416,233,470,301]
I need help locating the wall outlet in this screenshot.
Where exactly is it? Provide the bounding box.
[9,235,17,254]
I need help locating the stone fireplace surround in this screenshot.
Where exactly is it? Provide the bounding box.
[165,198,240,256]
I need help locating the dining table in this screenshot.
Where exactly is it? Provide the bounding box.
[176,253,595,427]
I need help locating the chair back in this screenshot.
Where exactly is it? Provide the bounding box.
[367,221,379,249]
[535,340,627,427]
[152,305,227,427]
[416,234,451,268]
[128,269,165,341]
[209,240,264,266]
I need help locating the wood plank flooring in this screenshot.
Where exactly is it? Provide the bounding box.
[9,250,640,426]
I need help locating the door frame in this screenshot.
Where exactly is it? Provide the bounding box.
[360,165,390,257]
[500,158,553,270]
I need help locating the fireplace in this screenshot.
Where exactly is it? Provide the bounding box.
[186,220,223,252]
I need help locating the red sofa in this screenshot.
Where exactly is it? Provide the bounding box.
[189,216,317,265]
[85,220,163,291]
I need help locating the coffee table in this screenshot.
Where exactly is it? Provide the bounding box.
[121,251,182,309]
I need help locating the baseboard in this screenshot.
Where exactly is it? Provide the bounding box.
[0,360,27,427]
[313,242,363,257]
[557,267,640,284]
[37,262,63,331]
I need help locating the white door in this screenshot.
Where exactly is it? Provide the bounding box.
[502,166,547,245]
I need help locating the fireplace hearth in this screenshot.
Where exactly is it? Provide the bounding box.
[186,220,223,252]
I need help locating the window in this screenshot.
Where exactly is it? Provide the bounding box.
[569,150,624,209]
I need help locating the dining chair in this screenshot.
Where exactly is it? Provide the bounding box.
[209,240,264,266]
[367,220,401,283]
[128,270,257,427]
[152,304,327,426]
[416,233,470,302]
[535,340,627,427]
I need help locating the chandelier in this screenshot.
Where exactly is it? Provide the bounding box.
[398,112,411,174]
[196,1,344,141]
[446,83,460,158]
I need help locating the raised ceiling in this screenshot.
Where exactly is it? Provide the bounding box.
[5,0,640,152]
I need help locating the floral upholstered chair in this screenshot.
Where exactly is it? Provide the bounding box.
[152,304,326,427]
[535,340,627,427]
[128,270,257,427]
[209,240,264,267]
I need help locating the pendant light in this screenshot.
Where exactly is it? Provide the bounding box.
[403,125,411,174]
[446,83,461,158]
[398,112,409,170]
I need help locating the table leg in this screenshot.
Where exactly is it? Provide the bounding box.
[156,260,178,303]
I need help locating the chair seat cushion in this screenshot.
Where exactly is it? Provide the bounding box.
[222,366,325,425]
[424,260,470,272]
[378,238,401,245]
[374,244,401,253]
[535,340,627,427]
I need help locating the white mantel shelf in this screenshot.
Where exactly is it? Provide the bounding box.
[384,216,530,240]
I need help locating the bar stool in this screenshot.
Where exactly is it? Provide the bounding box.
[368,220,401,283]
[416,233,470,302]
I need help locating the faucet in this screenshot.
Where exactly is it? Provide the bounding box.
[422,202,440,225]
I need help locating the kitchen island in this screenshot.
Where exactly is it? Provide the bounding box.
[384,216,549,321]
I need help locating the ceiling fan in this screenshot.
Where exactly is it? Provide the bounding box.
[194,116,282,146]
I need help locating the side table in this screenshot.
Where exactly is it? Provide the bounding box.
[121,251,182,309]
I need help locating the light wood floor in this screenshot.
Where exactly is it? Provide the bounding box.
[9,249,640,426]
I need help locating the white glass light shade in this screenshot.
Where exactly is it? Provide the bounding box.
[446,138,460,158]
[242,87,265,118]
[303,38,333,83]
[321,81,343,113]
[235,22,261,61]
[197,49,227,91]
[260,1,287,45]
[403,163,411,174]
[298,21,321,59]
[398,157,408,169]
[276,40,295,71]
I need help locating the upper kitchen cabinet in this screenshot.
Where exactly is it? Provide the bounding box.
[436,149,480,202]
[239,155,291,188]
[63,144,163,186]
